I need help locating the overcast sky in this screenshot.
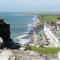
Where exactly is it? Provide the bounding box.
[0,0,60,12]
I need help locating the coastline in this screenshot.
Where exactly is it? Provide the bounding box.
[15,15,39,45]
[16,15,38,37]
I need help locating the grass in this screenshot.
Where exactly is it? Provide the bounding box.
[37,15,60,25]
[32,46,60,55]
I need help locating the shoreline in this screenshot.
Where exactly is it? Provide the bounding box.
[16,15,38,37]
[14,15,38,45]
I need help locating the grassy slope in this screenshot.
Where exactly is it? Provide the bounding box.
[37,15,60,24]
[32,46,60,55]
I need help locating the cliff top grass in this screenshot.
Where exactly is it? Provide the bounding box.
[37,15,60,24]
[32,46,60,55]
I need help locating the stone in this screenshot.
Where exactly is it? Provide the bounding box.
[58,51,60,59]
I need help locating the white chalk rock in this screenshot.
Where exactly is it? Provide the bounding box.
[10,56,15,60]
[20,47,25,51]
[0,50,13,60]
[58,51,60,59]
[0,37,3,43]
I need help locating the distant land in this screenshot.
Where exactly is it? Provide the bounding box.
[1,12,60,16]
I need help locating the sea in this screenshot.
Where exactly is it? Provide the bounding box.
[0,12,34,40]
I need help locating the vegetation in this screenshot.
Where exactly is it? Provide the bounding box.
[32,46,60,55]
[37,15,60,24]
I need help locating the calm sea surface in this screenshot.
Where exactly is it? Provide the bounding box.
[0,13,34,39]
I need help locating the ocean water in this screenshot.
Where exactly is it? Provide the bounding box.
[0,13,34,39]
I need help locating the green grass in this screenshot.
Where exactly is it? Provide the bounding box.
[37,15,60,24]
[32,46,60,55]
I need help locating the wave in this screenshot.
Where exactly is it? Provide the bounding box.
[14,16,37,45]
[32,16,37,21]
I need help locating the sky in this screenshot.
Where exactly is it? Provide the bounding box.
[0,0,60,13]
